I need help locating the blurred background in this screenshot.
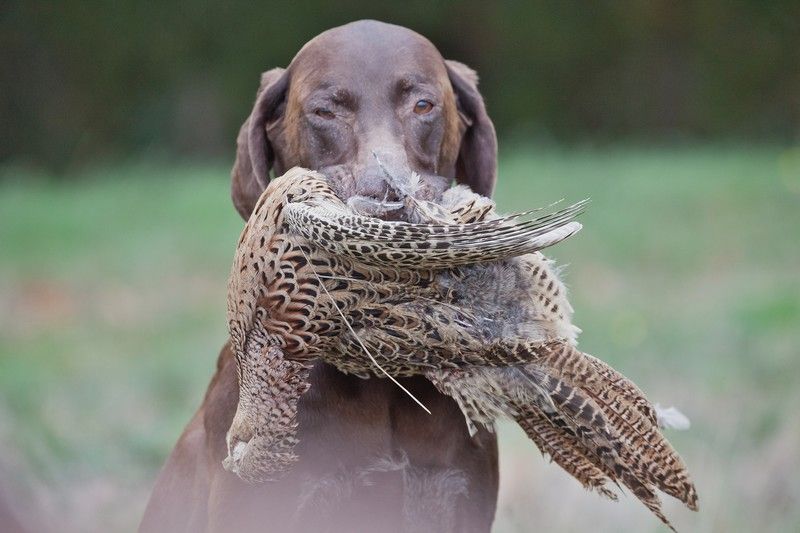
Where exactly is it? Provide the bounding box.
[1,2,798,532]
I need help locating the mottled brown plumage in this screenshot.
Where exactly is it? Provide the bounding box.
[223,167,698,530]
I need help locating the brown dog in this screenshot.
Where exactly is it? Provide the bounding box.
[140,20,499,533]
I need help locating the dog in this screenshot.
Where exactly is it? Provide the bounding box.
[140,20,499,533]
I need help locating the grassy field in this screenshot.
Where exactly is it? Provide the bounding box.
[1,145,798,532]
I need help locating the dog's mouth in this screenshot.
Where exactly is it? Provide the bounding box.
[344,167,451,223]
[347,194,407,220]
[346,190,455,225]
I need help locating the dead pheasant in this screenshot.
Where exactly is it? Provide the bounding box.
[223,167,698,530]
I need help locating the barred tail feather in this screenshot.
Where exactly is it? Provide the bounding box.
[488,340,698,530]
[515,404,619,501]
[284,200,586,269]
[534,341,699,511]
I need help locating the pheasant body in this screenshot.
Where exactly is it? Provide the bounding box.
[224,167,698,530]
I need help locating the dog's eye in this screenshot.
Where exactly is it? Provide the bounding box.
[413,100,434,115]
[315,108,336,120]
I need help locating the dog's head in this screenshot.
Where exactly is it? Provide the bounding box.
[231,19,497,219]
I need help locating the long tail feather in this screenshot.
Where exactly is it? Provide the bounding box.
[284,200,586,269]
[535,341,699,511]
[481,340,698,529]
[516,404,619,501]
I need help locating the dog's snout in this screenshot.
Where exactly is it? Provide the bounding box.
[357,148,410,199]
[356,177,399,201]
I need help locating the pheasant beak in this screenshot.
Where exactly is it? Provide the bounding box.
[223,422,255,475]
[222,437,250,473]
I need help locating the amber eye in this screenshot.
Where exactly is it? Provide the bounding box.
[315,108,336,120]
[413,99,434,115]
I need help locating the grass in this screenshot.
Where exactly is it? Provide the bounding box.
[1,145,798,532]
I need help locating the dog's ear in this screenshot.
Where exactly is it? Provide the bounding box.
[446,60,498,198]
[231,68,289,220]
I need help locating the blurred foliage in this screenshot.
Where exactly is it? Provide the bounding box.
[1,145,798,531]
[1,1,799,171]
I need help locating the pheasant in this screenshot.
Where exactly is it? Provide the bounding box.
[223,167,698,530]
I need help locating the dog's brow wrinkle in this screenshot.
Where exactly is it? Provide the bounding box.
[397,78,415,92]
[331,88,355,106]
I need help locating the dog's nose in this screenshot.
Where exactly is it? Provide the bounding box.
[355,176,399,201]
[359,149,411,200]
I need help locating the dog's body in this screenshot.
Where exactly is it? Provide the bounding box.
[140,20,499,533]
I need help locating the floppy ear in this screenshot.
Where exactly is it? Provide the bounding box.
[446,60,498,198]
[231,68,289,219]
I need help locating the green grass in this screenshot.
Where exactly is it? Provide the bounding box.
[0,146,798,532]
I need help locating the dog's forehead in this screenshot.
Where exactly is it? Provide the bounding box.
[290,21,448,91]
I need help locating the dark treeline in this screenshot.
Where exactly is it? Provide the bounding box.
[1,0,798,171]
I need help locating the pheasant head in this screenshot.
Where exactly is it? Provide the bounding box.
[224,344,311,482]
